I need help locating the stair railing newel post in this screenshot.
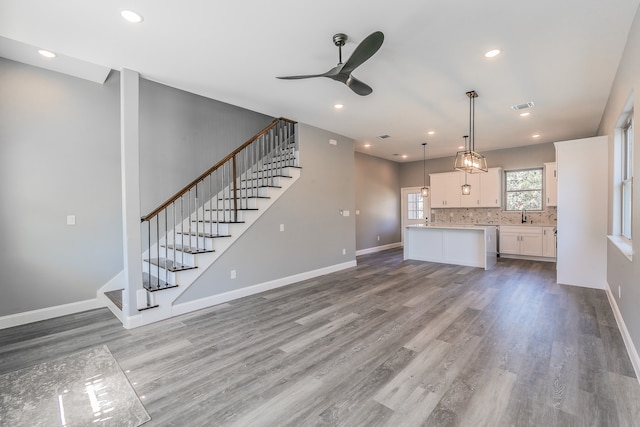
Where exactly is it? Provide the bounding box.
[232,154,238,223]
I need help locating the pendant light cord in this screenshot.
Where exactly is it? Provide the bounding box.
[422,142,427,188]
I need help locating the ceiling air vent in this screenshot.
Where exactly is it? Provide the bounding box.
[377,134,391,139]
[511,102,535,111]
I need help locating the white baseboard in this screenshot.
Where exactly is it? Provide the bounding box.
[0,298,105,330]
[356,242,402,256]
[605,282,640,382]
[171,260,357,318]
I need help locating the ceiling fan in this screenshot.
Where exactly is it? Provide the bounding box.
[277,31,384,96]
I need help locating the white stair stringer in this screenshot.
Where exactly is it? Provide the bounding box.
[129,166,300,328]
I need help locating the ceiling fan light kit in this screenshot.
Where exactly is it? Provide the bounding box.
[454,90,488,174]
[277,31,384,96]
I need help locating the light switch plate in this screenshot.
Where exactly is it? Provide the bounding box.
[280,224,285,232]
[67,215,76,225]
[343,210,350,216]
[329,139,337,145]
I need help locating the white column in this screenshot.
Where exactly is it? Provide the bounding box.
[120,69,144,321]
[555,136,608,289]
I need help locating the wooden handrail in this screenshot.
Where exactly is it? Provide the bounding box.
[141,117,297,221]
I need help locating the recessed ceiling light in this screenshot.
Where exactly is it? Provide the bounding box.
[532,134,541,138]
[38,50,56,58]
[485,49,501,58]
[334,104,344,109]
[364,144,371,148]
[402,155,408,159]
[520,112,531,117]
[121,10,144,23]
[458,146,465,150]
[428,131,435,135]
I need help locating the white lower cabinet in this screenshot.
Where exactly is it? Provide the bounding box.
[542,226,556,258]
[499,226,543,257]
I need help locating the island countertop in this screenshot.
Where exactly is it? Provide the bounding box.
[404,224,497,270]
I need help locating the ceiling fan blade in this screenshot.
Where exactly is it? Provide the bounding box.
[277,66,340,80]
[341,31,384,74]
[276,73,329,80]
[346,75,373,96]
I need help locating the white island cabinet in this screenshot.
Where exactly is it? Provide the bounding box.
[404,225,497,270]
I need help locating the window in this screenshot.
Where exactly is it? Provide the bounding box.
[407,193,424,220]
[621,114,633,240]
[505,168,543,211]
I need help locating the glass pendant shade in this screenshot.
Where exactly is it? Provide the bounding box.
[461,183,471,195]
[421,186,430,197]
[454,150,488,173]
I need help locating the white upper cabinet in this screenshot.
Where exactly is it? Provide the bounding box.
[430,168,502,208]
[480,168,502,207]
[544,162,557,207]
[430,172,462,207]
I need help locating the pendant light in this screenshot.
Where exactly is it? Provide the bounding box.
[454,90,488,173]
[421,142,429,197]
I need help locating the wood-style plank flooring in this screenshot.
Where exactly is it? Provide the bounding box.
[2,248,639,426]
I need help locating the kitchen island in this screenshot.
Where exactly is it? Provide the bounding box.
[404,224,497,270]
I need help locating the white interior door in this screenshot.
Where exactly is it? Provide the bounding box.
[401,187,431,244]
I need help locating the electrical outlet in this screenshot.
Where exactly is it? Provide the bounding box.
[342,248,346,255]
[329,139,337,145]
[377,235,380,241]
[231,270,236,279]
[280,224,285,232]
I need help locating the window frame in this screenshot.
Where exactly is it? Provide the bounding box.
[407,192,424,220]
[504,168,544,211]
[621,113,633,241]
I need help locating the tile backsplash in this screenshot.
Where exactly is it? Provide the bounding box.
[430,206,556,226]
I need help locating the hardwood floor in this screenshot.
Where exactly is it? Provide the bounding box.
[2,248,639,426]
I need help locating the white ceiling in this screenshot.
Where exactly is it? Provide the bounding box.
[1,0,638,161]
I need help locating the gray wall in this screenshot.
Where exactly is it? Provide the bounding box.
[0,58,123,316]
[176,123,356,303]
[599,6,640,353]
[399,142,557,188]
[355,152,401,250]
[139,79,274,215]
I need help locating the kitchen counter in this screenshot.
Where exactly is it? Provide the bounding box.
[404,224,497,270]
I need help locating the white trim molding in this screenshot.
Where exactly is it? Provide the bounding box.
[356,242,402,256]
[0,299,105,330]
[606,282,640,382]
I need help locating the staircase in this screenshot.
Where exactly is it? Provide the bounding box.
[133,117,299,317]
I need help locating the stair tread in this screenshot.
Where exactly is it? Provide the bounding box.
[143,272,180,291]
[194,220,245,224]
[177,231,232,238]
[145,258,197,272]
[219,196,270,200]
[243,175,293,180]
[206,208,259,212]
[162,244,215,254]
